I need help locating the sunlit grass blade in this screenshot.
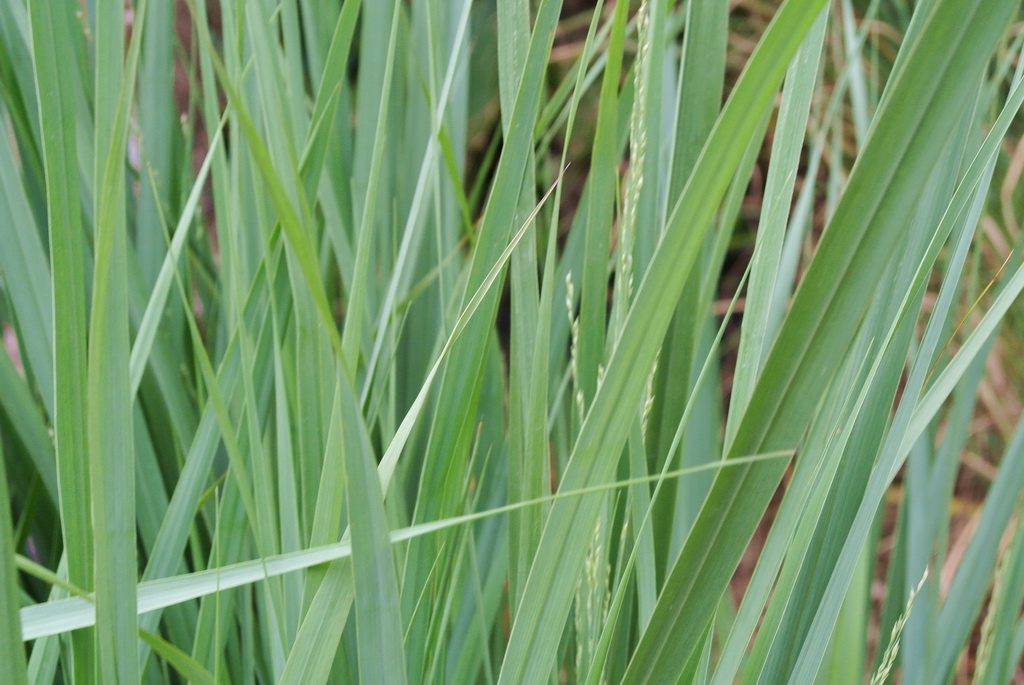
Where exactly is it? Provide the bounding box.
[18,450,789,641]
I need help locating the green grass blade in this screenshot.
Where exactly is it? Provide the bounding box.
[342,368,408,685]
[0,128,53,416]
[726,6,827,448]
[0,440,27,684]
[0,329,58,505]
[129,117,226,397]
[26,0,94,677]
[88,0,150,677]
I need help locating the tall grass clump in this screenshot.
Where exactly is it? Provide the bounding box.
[3,0,1024,682]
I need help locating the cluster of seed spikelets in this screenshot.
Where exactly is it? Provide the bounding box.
[971,514,1019,685]
[575,516,613,684]
[572,6,652,681]
[566,271,585,419]
[615,0,649,325]
[870,568,929,685]
[642,355,658,439]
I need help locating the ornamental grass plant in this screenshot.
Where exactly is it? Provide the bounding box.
[2,0,1024,682]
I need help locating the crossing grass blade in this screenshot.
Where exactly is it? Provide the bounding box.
[17,450,789,641]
